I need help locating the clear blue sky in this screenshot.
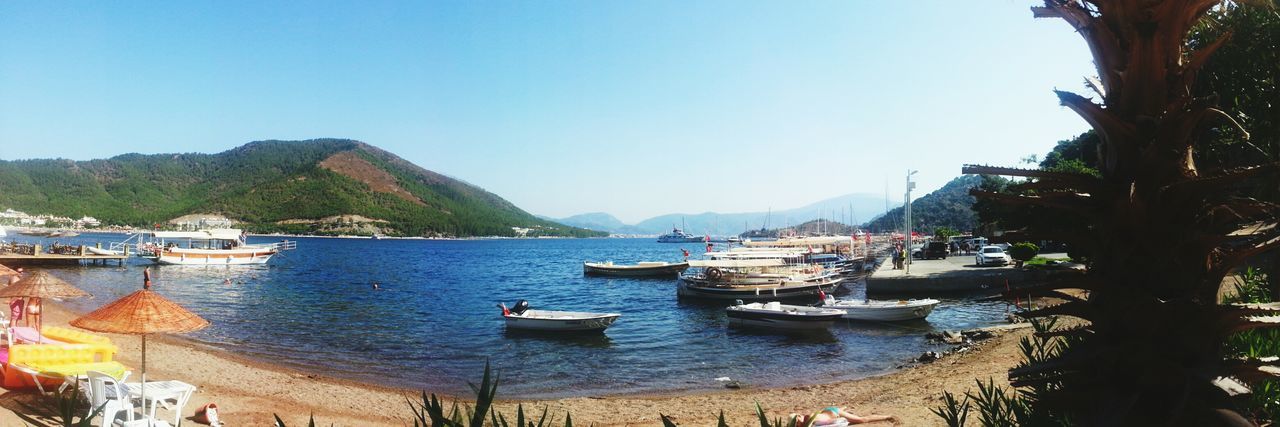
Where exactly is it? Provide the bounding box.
[0,1,1093,224]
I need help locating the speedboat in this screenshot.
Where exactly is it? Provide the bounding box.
[818,292,939,321]
[583,261,689,277]
[498,300,621,332]
[725,300,845,329]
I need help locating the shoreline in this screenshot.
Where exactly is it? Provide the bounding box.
[0,302,1029,426]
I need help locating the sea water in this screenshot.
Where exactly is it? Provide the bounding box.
[27,234,1007,398]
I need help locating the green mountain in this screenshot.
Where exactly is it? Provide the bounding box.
[863,175,982,233]
[0,139,604,237]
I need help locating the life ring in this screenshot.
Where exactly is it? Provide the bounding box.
[706,267,724,281]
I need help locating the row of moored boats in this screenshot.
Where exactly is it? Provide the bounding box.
[506,235,939,332]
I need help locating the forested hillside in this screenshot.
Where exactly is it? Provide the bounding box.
[0,139,604,237]
[862,175,982,233]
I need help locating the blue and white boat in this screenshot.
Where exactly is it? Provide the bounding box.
[657,227,703,243]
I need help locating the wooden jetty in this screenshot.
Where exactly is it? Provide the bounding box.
[0,244,129,266]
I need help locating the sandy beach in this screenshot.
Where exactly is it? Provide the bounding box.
[0,303,1029,427]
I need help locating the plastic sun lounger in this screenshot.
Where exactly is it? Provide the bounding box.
[11,327,66,345]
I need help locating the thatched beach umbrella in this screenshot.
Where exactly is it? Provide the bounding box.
[0,264,17,277]
[71,267,208,424]
[0,270,91,332]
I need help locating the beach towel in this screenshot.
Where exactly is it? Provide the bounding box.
[11,326,64,344]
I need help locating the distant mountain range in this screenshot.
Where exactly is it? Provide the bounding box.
[863,175,981,233]
[0,139,604,238]
[546,193,891,235]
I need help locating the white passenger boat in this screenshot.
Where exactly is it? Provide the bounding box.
[818,293,939,321]
[499,300,620,332]
[657,227,703,243]
[136,229,296,265]
[725,300,845,329]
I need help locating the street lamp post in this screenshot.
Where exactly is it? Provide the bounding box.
[905,170,917,274]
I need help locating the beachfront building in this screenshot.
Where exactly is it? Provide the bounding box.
[75,216,100,228]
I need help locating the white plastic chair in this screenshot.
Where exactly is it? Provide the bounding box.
[87,370,135,427]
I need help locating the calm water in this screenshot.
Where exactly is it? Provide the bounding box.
[19,233,1008,398]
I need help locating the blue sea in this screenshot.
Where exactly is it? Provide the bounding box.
[19,233,1007,398]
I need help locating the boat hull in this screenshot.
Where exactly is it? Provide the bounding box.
[148,248,277,265]
[677,278,844,301]
[583,262,689,277]
[726,305,844,330]
[656,237,704,243]
[503,311,620,332]
[829,299,939,321]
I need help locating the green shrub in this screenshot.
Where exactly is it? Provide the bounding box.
[1006,243,1039,266]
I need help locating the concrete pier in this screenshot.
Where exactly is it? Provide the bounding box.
[866,252,1079,296]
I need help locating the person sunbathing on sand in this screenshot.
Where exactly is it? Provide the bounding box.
[791,406,897,425]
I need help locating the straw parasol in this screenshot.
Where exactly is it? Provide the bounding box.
[0,270,91,333]
[71,267,208,424]
[0,263,17,277]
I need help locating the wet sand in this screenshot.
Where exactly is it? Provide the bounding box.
[0,303,1027,426]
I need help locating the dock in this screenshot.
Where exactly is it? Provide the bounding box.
[865,252,1079,296]
[0,243,129,266]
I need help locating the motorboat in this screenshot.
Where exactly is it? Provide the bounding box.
[498,300,620,332]
[725,300,845,329]
[818,293,939,321]
[135,229,296,265]
[583,261,688,277]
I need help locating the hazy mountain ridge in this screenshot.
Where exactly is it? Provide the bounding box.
[863,175,982,233]
[551,193,890,235]
[0,139,604,237]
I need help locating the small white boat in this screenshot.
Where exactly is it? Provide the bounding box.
[85,246,125,256]
[725,300,845,329]
[819,294,939,321]
[583,261,688,277]
[499,300,620,332]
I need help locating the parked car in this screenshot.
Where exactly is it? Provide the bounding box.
[922,241,949,260]
[975,245,1011,266]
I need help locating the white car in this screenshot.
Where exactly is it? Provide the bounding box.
[975,246,1011,266]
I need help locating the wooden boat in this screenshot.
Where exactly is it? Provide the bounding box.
[725,301,845,329]
[583,261,688,277]
[499,300,620,332]
[819,294,940,321]
[678,259,845,301]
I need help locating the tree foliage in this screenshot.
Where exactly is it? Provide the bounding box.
[864,175,983,233]
[960,1,1280,425]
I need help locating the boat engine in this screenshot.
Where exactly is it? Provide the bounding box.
[512,300,530,315]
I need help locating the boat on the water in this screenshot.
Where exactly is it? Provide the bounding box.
[136,229,296,265]
[85,246,125,256]
[657,227,703,243]
[677,259,845,301]
[499,300,620,332]
[725,300,845,329]
[818,293,940,321]
[583,261,689,277]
